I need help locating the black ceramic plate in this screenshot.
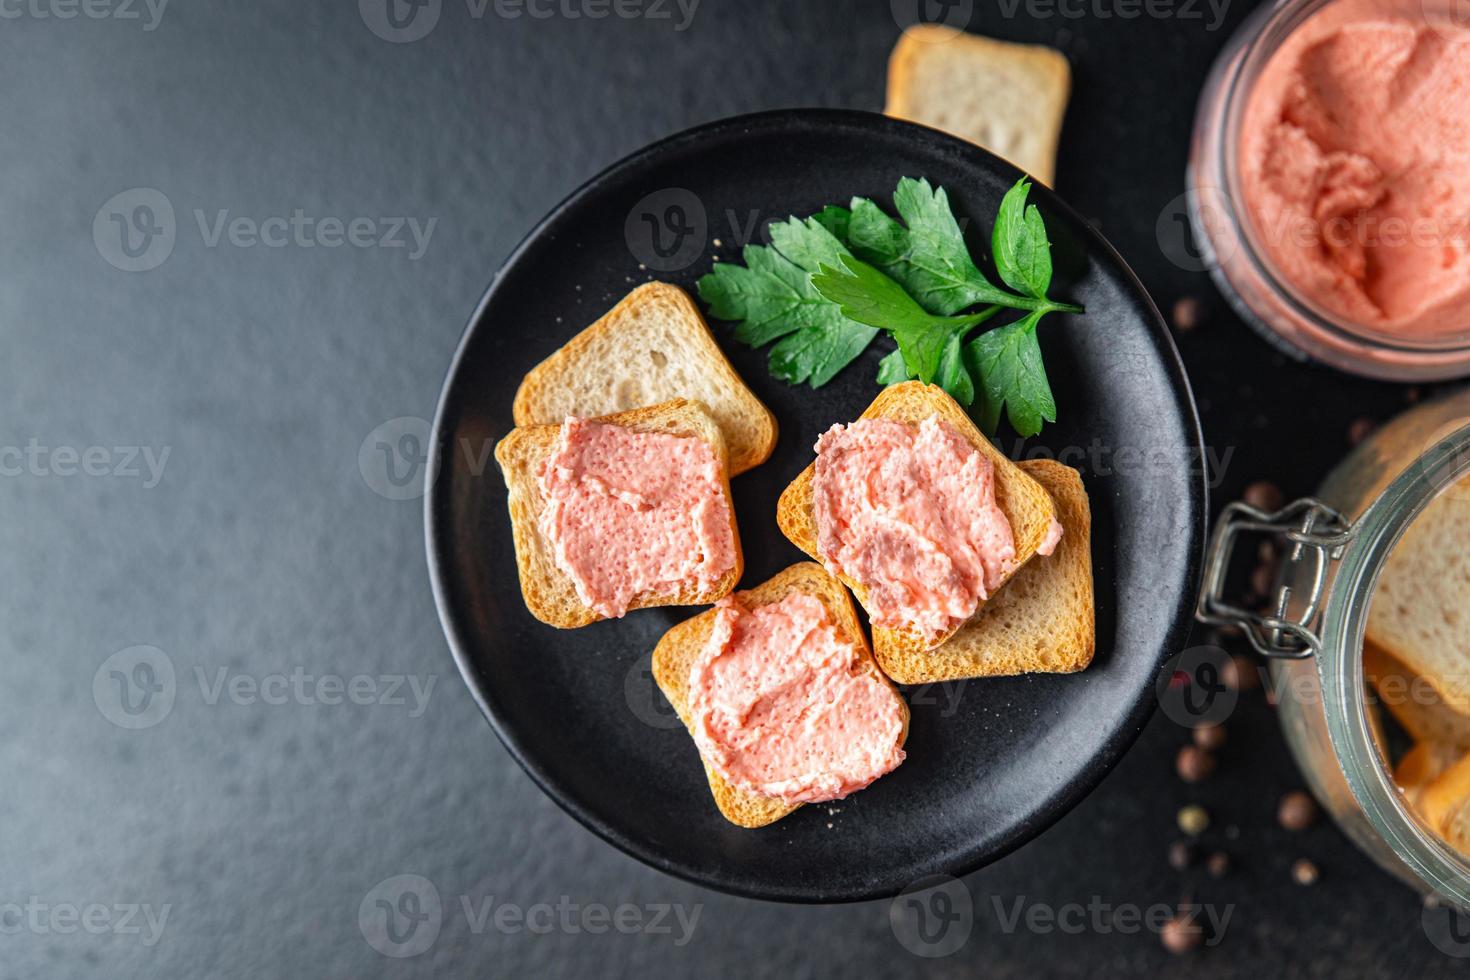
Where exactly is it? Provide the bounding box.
[427,109,1205,903]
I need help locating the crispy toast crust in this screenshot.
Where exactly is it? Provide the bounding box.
[650,562,909,829]
[885,24,1071,186]
[494,399,743,629]
[512,282,778,476]
[921,459,1093,682]
[776,382,1058,678]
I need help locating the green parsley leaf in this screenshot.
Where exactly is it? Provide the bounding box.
[697,217,878,387]
[937,334,975,407]
[847,177,1017,315]
[966,310,1057,438]
[876,347,908,385]
[812,254,992,385]
[992,179,1053,299]
[812,205,851,243]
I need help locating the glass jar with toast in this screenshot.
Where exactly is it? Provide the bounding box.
[1199,388,1470,906]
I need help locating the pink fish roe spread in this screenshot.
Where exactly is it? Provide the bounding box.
[1239,17,1470,336]
[812,416,1017,638]
[688,592,906,804]
[538,418,737,619]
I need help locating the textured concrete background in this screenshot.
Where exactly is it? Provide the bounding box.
[0,0,1459,975]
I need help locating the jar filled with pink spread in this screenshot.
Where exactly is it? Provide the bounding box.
[1189,0,1470,380]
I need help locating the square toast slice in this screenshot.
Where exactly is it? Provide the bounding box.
[776,382,1058,682]
[650,562,909,829]
[513,282,778,476]
[1364,640,1470,750]
[886,24,1071,187]
[494,398,743,629]
[1415,750,1470,853]
[917,458,1093,683]
[1366,483,1470,714]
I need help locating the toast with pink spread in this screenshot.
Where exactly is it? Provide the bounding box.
[651,563,909,828]
[495,399,743,629]
[512,283,777,476]
[776,382,1059,682]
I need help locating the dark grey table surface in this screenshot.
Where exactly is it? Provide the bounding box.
[1,0,1459,976]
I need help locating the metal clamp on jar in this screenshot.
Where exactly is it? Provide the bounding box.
[1197,389,1470,906]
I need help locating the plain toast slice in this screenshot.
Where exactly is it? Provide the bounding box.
[495,398,743,629]
[1364,640,1470,750]
[914,459,1093,683]
[886,24,1071,186]
[513,282,777,476]
[1366,484,1470,714]
[776,381,1058,680]
[650,562,909,829]
[1415,750,1470,853]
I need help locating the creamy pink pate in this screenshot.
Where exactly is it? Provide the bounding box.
[688,592,906,804]
[538,418,737,619]
[1240,15,1470,337]
[812,416,1017,638]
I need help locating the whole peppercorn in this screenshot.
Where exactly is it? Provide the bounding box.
[1161,912,1203,954]
[1193,724,1227,751]
[1279,791,1318,831]
[1169,839,1199,871]
[1348,417,1376,445]
[1243,480,1284,513]
[1207,852,1231,878]
[1172,296,1204,332]
[1292,858,1320,886]
[1221,653,1260,692]
[1177,745,1217,783]
[1178,804,1210,836]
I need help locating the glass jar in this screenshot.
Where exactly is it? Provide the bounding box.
[1199,388,1470,902]
[1187,0,1470,381]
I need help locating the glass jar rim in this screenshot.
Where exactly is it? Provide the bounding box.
[1207,0,1470,354]
[1325,423,1470,904]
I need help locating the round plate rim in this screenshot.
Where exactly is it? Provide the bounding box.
[425,107,1208,904]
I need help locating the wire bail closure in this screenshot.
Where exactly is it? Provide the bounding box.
[1197,498,1356,659]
